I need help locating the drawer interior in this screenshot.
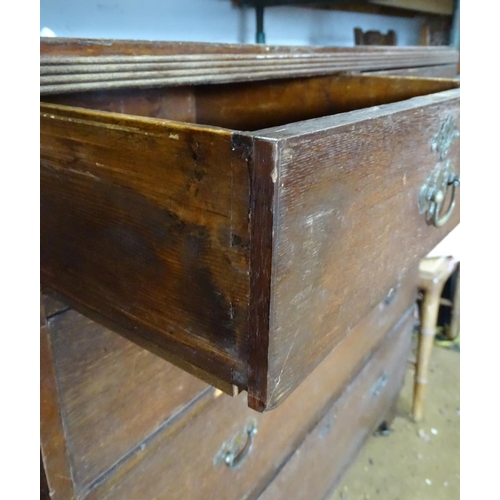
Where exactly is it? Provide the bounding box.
[42,73,459,131]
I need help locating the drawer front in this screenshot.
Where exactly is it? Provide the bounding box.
[43,307,209,496]
[259,310,414,500]
[86,284,416,500]
[251,88,459,410]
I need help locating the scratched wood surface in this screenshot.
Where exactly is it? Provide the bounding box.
[40,103,250,392]
[41,68,459,411]
[84,284,417,500]
[249,88,460,410]
[46,308,209,495]
[41,269,416,499]
[258,310,414,500]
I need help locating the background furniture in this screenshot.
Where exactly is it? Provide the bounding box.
[233,0,458,45]
[354,27,397,45]
[413,256,460,421]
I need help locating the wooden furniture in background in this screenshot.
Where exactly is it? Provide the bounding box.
[413,256,460,421]
[354,27,397,45]
[420,15,452,45]
[232,1,455,43]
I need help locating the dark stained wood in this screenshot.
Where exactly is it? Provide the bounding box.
[258,310,414,500]
[247,137,278,412]
[43,86,197,123]
[40,103,250,392]
[40,453,51,500]
[85,294,417,500]
[40,65,459,412]
[420,15,452,46]
[41,269,417,499]
[195,74,458,130]
[41,74,458,132]
[41,290,70,318]
[253,88,459,410]
[47,308,210,495]
[40,38,459,59]
[40,300,76,500]
[40,39,458,95]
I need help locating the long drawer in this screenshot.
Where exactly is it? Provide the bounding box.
[89,306,414,500]
[259,309,414,500]
[40,272,416,500]
[40,39,459,410]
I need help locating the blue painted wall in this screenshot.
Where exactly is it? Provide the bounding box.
[40,0,425,46]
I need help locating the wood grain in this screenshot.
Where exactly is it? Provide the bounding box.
[195,74,459,130]
[40,301,76,500]
[43,86,197,123]
[253,88,459,409]
[47,308,209,495]
[42,74,458,133]
[40,38,458,58]
[40,103,250,391]
[258,310,414,500]
[40,39,458,95]
[40,68,459,412]
[86,292,417,500]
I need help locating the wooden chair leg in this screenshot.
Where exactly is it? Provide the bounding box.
[447,268,460,341]
[412,283,443,421]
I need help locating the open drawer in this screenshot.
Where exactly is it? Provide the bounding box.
[41,45,459,411]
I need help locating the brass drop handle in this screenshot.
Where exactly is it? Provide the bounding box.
[213,421,257,470]
[419,161,460,229]
[427,173,460,228]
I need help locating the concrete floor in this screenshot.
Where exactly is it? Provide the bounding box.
[331,338,460,500]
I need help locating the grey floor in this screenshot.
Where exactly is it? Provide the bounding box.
[331,338,460,500]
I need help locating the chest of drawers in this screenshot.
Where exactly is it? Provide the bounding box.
[41,268,417,499]
[40,39,459,499]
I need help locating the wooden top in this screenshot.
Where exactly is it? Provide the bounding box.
[40,38,459,95]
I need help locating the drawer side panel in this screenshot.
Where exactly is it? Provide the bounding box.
[40,103,251,389]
